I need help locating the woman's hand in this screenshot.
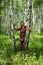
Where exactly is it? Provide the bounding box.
[28,28,31,32]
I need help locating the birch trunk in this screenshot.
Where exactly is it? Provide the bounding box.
[24,0,32,48]
[9,0,15,52]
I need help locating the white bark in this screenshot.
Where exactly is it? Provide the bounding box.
[9,0,15,52]
[24,0,32,48]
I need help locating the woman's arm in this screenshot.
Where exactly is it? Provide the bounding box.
[25,26,31,32]
[14,25,20,31]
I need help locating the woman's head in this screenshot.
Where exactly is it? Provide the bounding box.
[20,21,24,26]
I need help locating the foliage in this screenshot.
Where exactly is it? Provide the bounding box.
[15,32,43,52]
[0,0,43,65]
[0,33,43,65]
[33,0,43,8]
[29,33,43,50]
[0,34,13,58]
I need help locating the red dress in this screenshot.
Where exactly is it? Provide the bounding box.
[17,26,26,42]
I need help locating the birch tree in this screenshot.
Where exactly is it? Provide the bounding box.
[9,0,15,52]
[24,0,32,48]
[0,0,2,33]
[33,0,43,33]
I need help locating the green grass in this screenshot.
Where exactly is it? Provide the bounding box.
[0,33,43,65]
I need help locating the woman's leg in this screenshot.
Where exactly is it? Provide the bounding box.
[20,41,23,51]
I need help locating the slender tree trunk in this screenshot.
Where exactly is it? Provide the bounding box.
[41,6,43,33]
[9,0,15,52]
[0,1,2,33]
[0,16,1,33]
[24,0,32,48]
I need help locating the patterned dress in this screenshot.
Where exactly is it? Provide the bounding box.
[17,26,26,42]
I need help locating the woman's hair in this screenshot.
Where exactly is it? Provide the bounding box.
[20,21,24,25]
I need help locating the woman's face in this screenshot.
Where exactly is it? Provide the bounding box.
[21,22,24,26]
